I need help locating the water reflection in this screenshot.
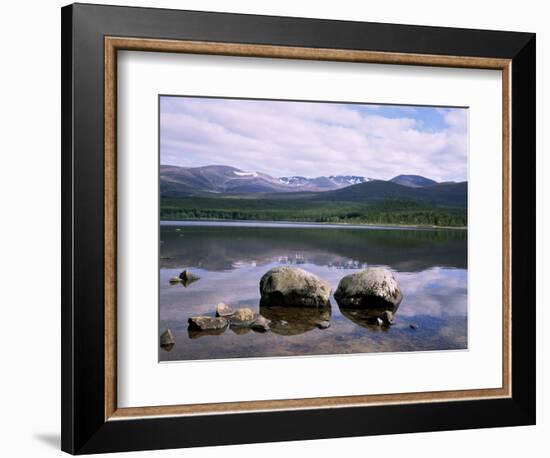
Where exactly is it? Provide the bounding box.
[339,304,399,330]
[159,222,468,361]
[169,277,200,288]
[260,305,331,336]
[231,326,252,336]
[160,224,467,272]
[188,327,227,339]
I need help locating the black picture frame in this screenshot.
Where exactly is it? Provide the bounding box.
[61,3,535,454]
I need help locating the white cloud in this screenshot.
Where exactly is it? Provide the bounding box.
[397,268,467,317]
[160,97,468,181]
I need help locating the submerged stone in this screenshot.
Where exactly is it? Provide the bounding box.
[188,328,227,339]
[261,304,331,336]
[379,310,395,326]
[316,320,331,330]
[251,315,271,333]
[339,306,398,331]
[230,326,251,336]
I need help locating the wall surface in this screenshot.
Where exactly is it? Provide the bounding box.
[0,1,545,456]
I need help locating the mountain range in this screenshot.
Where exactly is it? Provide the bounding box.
[160,164,455,197]
[160,165,467,227]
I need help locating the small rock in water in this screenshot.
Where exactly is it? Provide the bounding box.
[251,315,271,333]
[230,308,258,327]
[409,323,418,330]
[188,316,228,331]
[160,329,175,345]
[160,329,175,351]
[169,276,182,285]
[376,317,384,326]
[379,310,395,326]
[179,269,200,285]
[216,302,234,317]
[316,320,331,329]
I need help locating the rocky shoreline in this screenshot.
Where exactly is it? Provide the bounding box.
[162,266,405,350]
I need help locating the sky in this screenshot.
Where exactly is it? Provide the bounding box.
[160,96,468,182]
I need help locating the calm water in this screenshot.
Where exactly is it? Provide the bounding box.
[159,221,467,361]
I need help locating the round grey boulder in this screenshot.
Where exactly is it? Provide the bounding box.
[259,267,332,307]
[334,268,402,308]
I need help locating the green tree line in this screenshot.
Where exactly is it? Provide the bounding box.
[160,197,467,227]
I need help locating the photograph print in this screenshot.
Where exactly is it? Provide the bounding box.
[158,95,468,362]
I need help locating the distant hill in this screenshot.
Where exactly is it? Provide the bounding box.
[313,180,467,209]
[160,165,288,196]
[389,174,438,188]
[161,164,438,197]
[279,175,371,190]
[160,166,468,227]
[160,165,467,227]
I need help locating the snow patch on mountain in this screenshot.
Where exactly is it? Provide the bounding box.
[234,171,258,178]
[279,175,375,189]
[327,175,368,186]
[279,176,309,186]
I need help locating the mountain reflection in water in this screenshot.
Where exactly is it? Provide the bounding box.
[159,222,467,361]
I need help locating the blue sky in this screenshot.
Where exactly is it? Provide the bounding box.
[160,96,468,182]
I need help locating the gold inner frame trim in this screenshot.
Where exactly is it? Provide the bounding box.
[104,36,512,421]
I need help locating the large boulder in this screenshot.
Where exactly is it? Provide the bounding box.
[334,268,402,308]
[259,267,332,307]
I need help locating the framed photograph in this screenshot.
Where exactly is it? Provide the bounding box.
[61,3,536,454]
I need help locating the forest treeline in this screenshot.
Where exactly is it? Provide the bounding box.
[160,197,467,228]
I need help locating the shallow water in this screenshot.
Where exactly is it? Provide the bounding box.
[159,222,467,361]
